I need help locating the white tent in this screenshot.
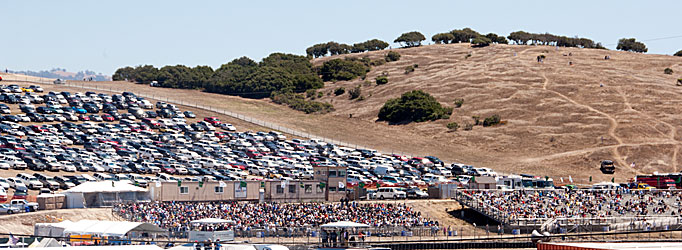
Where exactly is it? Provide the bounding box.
[35,220,75,237]
[64,181,147,193]
[62,181,149,208]
[35,220,166,238]
[320,221,370,229]
[190,218,235,224]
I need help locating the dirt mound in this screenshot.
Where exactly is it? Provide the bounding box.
[0,208,119,234]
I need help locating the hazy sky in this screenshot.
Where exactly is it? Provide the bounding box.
[2,0,680,74]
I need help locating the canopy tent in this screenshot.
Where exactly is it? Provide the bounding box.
[190,218,235,224]
[64,181,147,193]
[62,181,150,208]
[320,221,370,229]
[35,220,75,237]
[35,220,166,238]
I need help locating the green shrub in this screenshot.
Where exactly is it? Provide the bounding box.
[404,65,415,74]
[334,87,345,96]
[385,51,401,62]
[664,68,673,74]
[463,123,473,131]
[317,92,323,98]
[446,122,459,131]
[319,58,370,82]
[271,92,334,114]
[358,95,365,101]
[454,98,464,108]
[378,90,452,123]
[348,85,362,100]
[482,114,501,127]
[306,89,316,98]
[376,76,388,85]
[471,36,492,47]
[675,50,682,57]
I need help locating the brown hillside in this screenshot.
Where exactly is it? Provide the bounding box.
[312,43,682,183]
[6,43,682,184]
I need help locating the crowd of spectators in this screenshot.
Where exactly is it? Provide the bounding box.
[465,189,682,221]
[114,201,438,232]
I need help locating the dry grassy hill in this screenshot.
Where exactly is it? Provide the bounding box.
[4,44,682,184]
[311,43,682,183]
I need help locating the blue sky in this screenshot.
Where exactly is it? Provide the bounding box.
[2,0,680,74]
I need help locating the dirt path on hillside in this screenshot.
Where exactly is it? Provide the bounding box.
[538,72,632,172]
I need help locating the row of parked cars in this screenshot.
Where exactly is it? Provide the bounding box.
[0,87,495,200]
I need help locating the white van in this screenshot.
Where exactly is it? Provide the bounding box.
[374,187,406,200]
[592,182,620,190]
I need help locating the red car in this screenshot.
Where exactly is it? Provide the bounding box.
[102,114,115,121]
[161,166,176,174]
[12,191,27,200]
[78,114,90,121]
[204,117,221,125]
[29,125,47,133]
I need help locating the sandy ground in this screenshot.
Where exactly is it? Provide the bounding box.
[5,44,679,184]
[0,208,118,234]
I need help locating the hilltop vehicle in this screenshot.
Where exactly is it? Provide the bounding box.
[53,79,66,84]
[600,160,615,174]
[10,199,38,212]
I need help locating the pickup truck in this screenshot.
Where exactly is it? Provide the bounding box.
[10,199,39,212]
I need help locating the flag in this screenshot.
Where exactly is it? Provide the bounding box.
[219,181,227,188]
[568,176,573,183]
[155,180,162,187]
[338,182,345,189]
[611,177,615,183]
[177,180,182,187]
[319,182,326,188]
[471,176,476,183]
[544,176,549,181]
[112,181,115,187]
[281,181,286,189]
[300,182,304,188]
[199,180,204,188]
[589,176,592,182]
[359,182,365,188]
[9,233,19,245]
[260,181,265,188]
[240,181,247,188]
[375,182,380,188]
[677,177,681,184]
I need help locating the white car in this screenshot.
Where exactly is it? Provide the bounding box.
[7,177,28,192]
[16,114,30,122]
[221,123,237,131]
[61,162,77,172]
[0,178,11,190]
[0,161,10,170]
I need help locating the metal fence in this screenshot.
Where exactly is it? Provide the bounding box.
[0,74,412,156]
